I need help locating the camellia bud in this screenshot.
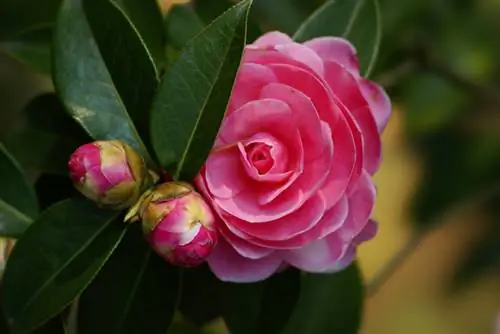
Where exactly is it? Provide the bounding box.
[68,140,153,209]
[125,182,218,267]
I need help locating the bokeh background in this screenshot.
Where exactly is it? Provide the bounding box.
[1,0,500,333]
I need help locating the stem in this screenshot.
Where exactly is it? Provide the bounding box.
[365,231,425,297]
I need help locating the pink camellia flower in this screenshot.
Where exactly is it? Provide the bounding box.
[68,140,152,209]
[126,182,218,267]
[195,31,391,282]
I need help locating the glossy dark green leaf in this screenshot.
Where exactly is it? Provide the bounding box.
[78,226,180,334]
[83,0,162,151]
[4,94,90,175]
[0,28,52,75]
[282,264,364,334]
[178,264,223,326]
[164,4,205,50]
[191,0,262,43]
[33,315,67,334]
[256,269,301,334]
[221,269,300,334]
[0,144,38,238]
[151,0,252,181]
[293,0,382,77]
[221,281,264,334]
[53,0,153,163]
[113,0,166,71]
[1,199,125,334]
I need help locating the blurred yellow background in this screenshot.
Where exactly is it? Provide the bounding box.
[360,108,500,334]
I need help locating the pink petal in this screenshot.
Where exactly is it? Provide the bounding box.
[259,122,332,206]
[322,60,367,112]
[219,222,274,259]
[353,219,378,244]
[205,146,252,199]
[207,239,282,283]
[350,106,382,175]
[255,131,303,205]
[228,63,278,113]
[339,171,376,242]
[305,37,360,74]
[218,99,297,145]
[322,243,355,273]
[266,63,340,130]
[252,31,293,47]
[274,43,324,76]
[359,79,392,133]
[259,82,326,159]
[237,134,295,183]
[215,184,304,223]
[228,193,326,241]
[281,231,343,272]
[318,113,358,209]
[336,101,364,189]
[283,195,349,244]
[239,195,348,250]
[323,218,379,273]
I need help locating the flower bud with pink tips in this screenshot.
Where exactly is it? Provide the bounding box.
[125,182,218,267]
[68,140,154,210]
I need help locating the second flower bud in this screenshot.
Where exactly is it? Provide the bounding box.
[126,182,218,267]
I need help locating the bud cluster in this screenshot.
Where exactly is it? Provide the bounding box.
[68,140,218,267]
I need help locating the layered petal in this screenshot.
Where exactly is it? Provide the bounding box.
[228,63,278,113]
[253,31,293,47]
[305,37,359,74]
[359,79,392,133]
[339,171,376,241]
[281,231,343,272]
[207,239,282,282]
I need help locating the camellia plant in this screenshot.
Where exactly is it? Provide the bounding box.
[0,0,389,333]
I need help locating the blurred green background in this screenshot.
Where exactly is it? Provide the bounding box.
[2,0,500,333]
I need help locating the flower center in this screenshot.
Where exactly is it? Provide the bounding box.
[246,142,273,174]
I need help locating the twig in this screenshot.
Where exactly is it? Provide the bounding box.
[366,182,500,297]
[365,231,425,297]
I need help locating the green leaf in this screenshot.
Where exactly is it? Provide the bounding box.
[221,269,300,334]
[282,264,364,334]
[4,94,90,175]
[0,28,52,75]
[164,4,205,51]
[178,265,223,326]
[112,0,166,71]
[221,282,264,334]
[33,315,67,334]
[83,0,163,151]
[0,144,38,238]
[191,0,262,43]
[78,225,180,334]
[293,0,382,77]
[256,269,301,334]
[151,0,252,181]
[1,199,125,334]
[53,0,153,164]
